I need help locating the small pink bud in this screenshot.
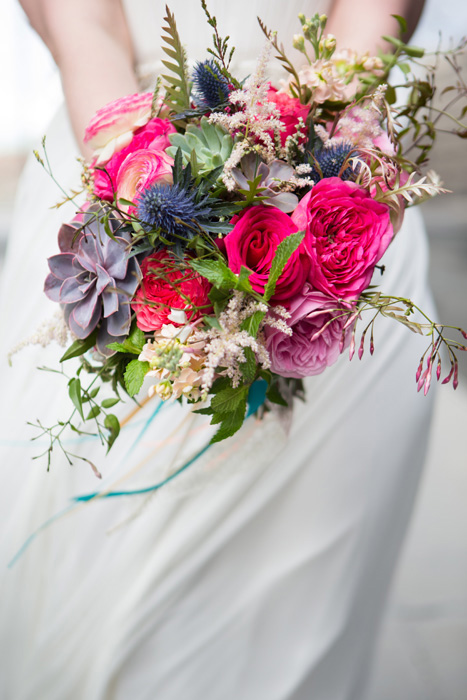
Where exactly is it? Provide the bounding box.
[339,329,346,353]
[442,365,454,385]
[358,335,365,360]
[415,360,423,383]
[453,363,459,390]
[424,367,432,396]
[417,368,428,392]
[436,359,441,381]
[349,332,356,361]
[370,339,375,355]
[461,329,467,340]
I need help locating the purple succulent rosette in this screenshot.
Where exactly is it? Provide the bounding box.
[44,209,141,356]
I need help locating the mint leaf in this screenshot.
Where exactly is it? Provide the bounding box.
[239,347,257,383]
[266,382,288,407]
[190,258,239,290]
[241,310,266,337]
[263,231,305,302]
[210,384,249,414]
[210,402,247,444]
[124,360,149,397]
[127,324,146,352]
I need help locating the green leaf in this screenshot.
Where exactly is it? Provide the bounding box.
[127,324,146,352]
[68,377,84,420]
[160,6,191,113]
[241,310,266,337]
[190,258,238,290]
[86,405,101,420]
[236,266,254,294]
[124,360,150,397]
[60,331,97,362]
[404,45,425,58]
[210,402,246,444]
[210,384,249,414]
[263,230,305,302]
[391,14,407,35]
[239,347,257,383]
[104,414,120,453]
[203,315,222,330]
[266,382,288,407]
[101,397,120,409]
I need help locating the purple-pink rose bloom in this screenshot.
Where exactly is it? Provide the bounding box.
[224,205,309,303]
[265,285,352,378]
[292,177,393,300]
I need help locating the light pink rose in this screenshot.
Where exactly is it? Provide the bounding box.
[92,117,176,201]
[265,286,352,378]
[223,205,309,303]
[116,149,174,211]
[84,93,154,164]
[292,177,393,300]
[132,251,212,332]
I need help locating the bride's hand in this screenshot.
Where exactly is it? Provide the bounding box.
[327,0,425,56]
[19,0,139,159]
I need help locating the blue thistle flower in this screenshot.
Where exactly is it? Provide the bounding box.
[192,59,230,109]
[310,142,358,182]
[136,183,213,253]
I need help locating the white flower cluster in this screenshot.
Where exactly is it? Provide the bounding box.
[209,41,285,188]
[8,309,69,363]
[192,292,271,392]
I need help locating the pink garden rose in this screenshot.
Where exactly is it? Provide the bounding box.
[223,205,309,303]
[115,149,174,211]
[132,251,211,331]
[292,178,393,300]
[265,286,352,378]
[84,92,154,164]
[92,117,176,200]
[267,87,309,146]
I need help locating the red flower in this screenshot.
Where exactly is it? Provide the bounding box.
[224,205,309,303]
[132,251,211,331]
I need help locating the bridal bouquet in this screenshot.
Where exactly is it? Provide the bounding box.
[32,5,467,465]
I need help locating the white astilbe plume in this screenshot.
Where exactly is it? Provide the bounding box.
[8,309,69,363]
[192,292,271,392]
[209,41,285,187]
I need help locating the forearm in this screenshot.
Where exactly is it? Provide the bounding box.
[326,0,425,55]
[19,0,139,158]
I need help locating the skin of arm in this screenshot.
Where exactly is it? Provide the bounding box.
[326,0,426,55]
[19,0,139,159]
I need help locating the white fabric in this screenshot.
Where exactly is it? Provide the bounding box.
[0,2,435,698]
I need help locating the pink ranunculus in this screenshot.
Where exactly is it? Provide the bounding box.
[223,205,309,303]
[292,177,393,300]
[267,87,310,146]
[92,117,177,200]
[132,251,212,332]
[265,286,352,378]
[116,149,174,211]
[84,92,154,164]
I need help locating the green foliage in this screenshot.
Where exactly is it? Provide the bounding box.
[263,231,305,301]
[107,324,146,355]
[60,331,97,362]
[161,6,191,114]
[196,382,249,443]
[104,414,120,453]
[68,377,84,420]
[124,360,150,397]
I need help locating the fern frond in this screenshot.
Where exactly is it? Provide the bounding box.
[161,5,191,114]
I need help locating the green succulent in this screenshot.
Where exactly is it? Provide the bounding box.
[166,117,233,176]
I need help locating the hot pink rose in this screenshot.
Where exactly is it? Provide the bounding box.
[132,251,211,331]
[267,87,309,146]
[292,178,393,300]
[223,205,309,303]
[84,93,154,164]
[116,150,174,211]
[92,117,176,201]
[265,287,352,378]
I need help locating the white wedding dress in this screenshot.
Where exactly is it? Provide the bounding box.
[0,2,435,698]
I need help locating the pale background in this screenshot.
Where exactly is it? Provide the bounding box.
[0,1,466,697]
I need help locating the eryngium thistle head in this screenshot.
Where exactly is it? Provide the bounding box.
[44,208,141,356]
[310,142,358,181]
[192,59,230,109]
[136,183,212,253]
